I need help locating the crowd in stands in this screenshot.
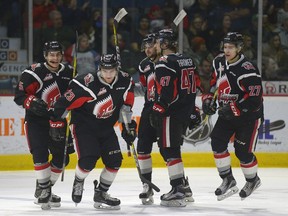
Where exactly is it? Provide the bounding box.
[0,0,288,83]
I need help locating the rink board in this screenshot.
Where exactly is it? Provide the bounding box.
[1,96,288,170]
[0,152,287,171]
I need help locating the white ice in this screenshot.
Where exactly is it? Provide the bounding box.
[0,168,287,216]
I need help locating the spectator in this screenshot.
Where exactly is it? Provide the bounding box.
[64,33,100,75]
[57,0,91,30]
[277,0,288,28]
[186,14,210,47]
[274,15,288,49]
[262,32,288,73]
[130,15,151,53]
[198,58,213,94]
[33,0,56,29]
[242,34,257,62]
[147,5,165,32]
[209,14,232,52]
[40,10,75,61]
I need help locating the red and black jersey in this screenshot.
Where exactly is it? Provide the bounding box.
[53,71,134,128]
[154,53,199,120]
[211,53,263,120]
[14,62,74,120]
[138,57,156,107]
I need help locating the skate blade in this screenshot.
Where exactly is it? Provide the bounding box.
[217,186,239,201]
[40,203,51,210]
[160,199,187,207]
[141,197,154,205]
[185,196,195,202]
[34,199,60,208]
[240,181,261,200]
[94,202,120,210]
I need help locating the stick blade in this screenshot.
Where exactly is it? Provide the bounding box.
[173,9,187,27]
[114,8,128,23]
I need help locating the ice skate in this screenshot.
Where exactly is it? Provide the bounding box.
[160,185,186,207]
[239,176,261,200]
[36,182,52,210]
[34,180,61,208]
[215,174,239,201]
[183,177,194,202]
[139,183,154,205]
[72,177,85,205]
[93,180,121,210]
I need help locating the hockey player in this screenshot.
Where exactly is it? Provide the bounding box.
[14,41,75,210]
[51,54,136,210]
[133,33,159,205]
[150,29,200,207]
[202,32,263,201]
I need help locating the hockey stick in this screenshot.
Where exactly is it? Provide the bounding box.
[171,9,187,29]
[113,8,131,156]
[121,113,160,192]
[113,8,127,70]
[61,30,78,182]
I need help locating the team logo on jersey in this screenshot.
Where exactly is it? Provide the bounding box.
[97,87,107,96]
[64,89,75,101]
[218,74,238,104]
[242,61,255,70]
[84,73,94,86]
[43,73,53,81]
[42,81,61,108]
[31,63,40,71]
[93,95,115,119]
[147,73,155,101]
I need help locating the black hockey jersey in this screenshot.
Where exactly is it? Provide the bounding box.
[211,53,263,120]
[14,62,74,120]
[138,57,156,108]
[154,53,198,121]
[53,71,134,129]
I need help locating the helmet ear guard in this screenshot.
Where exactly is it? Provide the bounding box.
[100,54,118,69]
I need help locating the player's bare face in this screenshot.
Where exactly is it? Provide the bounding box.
[223,43,239,63]
[144,43,156,59]
[101,68,117,84]
[45,51,62,69]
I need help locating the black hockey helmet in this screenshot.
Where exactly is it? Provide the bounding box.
[141,33,157,52]
[223,32,244,47]
[99,54,118,69]
[43,41,64,56]
[157,29,178,49]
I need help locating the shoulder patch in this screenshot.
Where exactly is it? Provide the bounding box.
[84,73,94,86]
[241,61,255,70]
[31,63,41,71]
[159,56,168,63]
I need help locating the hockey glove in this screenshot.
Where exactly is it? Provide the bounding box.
[149,101,167,129]
[24,95,48,116]
[121,120,137,146]
[202,93,217,115]
[189,107,201,130]
[218,102,241,120]
[49,118,67,142]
